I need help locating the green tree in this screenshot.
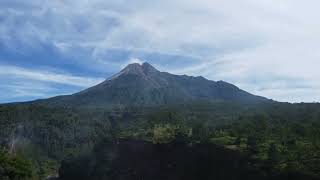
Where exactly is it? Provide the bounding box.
[152,124,176,144]
[0,150,36,180]
[234,137,241,147]
[247,135,259,154]
[268,143,280,164]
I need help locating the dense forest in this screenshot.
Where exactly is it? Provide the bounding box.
[0,101,320,179]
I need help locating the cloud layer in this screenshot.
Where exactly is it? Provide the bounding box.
[0,65,104,103]
[0,65,104,87]
[1,0,320,102]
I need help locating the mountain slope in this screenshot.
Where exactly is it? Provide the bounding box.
[39,62,270,107]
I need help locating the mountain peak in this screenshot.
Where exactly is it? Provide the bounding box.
[48,61,270,107]
[107,62,159,81]
[123,63,142,70]
[142,62,159,74]
[122,62,159,75]
[121,63,143,74]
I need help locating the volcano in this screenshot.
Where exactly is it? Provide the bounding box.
[38,62,270,107]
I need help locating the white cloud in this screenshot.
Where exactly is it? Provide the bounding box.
[0,65,104,87]
[0,82,55,98]
[1,0,320,102]
[126,58,143,65]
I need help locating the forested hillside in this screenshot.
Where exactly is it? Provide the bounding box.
[1,102,320,179]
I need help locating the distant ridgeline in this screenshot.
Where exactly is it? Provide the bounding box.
[0,63,320,180]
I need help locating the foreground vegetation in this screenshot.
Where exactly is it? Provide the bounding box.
[0,102,320,179]
[0,150,35,180]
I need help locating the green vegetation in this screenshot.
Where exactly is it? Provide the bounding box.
[0,102,320,178]
[203,111,320,176]
[0,150,36,180]
[152,124,176,144]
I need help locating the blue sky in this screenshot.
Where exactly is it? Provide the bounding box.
[0,0,320,103]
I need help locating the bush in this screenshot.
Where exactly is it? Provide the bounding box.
[152,124,176,144]
[0,150,35,180]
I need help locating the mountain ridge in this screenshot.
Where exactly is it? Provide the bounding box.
[34,62,271,108]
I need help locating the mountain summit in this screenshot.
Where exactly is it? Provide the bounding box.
[42,62,270,107]
[108,62,160,81]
